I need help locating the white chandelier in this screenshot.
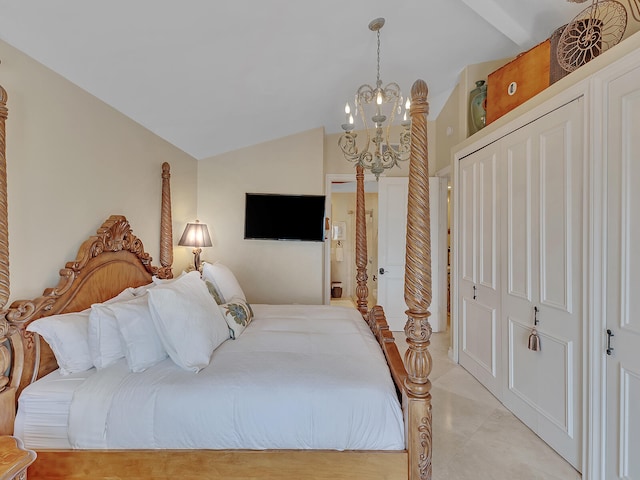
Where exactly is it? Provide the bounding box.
[339,17,411,180]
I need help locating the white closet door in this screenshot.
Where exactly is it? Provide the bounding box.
[458,143,502,397]
[605,64,640,480]
[500,99,583,469]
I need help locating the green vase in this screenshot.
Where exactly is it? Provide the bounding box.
[469,80,487,135]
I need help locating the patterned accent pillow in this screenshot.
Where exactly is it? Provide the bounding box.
[201,262,246,301]
[220,297,254,339]
[205,279,226,305]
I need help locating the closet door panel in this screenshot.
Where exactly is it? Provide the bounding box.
[605,65,640,480]
[620,93,640,334]
[460,158,477,284]
[458,144,502,396]
[501,99,583,470]
[507,316,538,427]
[539,124,572,312]
[478,155,497,291]
[462,298,497,377]
[534,332,574,436]
[508,317,573,433]
[536,107,583,468]
[506,139,532,301]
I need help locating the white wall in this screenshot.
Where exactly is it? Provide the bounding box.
[197,128,325,304]
[0,40,198,301]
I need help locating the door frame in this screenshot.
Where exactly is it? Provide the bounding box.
[435,165,452,344]
[323,173,376,305]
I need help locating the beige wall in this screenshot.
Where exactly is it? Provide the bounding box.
[0,40,198,301]
[197,128,325,305]
[435,83,462,174]
[435,58,511,175]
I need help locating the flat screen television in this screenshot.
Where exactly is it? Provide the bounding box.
[244,193,326,242]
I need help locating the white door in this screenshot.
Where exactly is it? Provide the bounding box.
[457,143,502,397]
[377,177,409,332]
[499,99,583,469]
[604,64,640,480]
[378,177,442,332]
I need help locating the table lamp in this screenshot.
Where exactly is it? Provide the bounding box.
[178,220,212,271]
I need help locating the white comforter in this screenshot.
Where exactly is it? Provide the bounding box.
[67,304,405,450]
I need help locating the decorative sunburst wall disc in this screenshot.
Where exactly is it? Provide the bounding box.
[557,0,627,72]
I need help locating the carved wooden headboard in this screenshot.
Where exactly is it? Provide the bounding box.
[6,215,170,395]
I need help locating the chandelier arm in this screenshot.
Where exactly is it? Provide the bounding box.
[356,98,372,160]
[356,84,377,104]
[382,83,402,102]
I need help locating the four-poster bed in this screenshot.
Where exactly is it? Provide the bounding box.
[0,80,434,479]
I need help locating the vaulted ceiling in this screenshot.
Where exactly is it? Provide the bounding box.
[0,0,587,159]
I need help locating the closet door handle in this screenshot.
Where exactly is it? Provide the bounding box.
[379,268,385,275]
[473,285,477,300]
[606,329,615,356]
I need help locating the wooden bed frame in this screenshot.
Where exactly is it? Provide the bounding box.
[0,80,434,480]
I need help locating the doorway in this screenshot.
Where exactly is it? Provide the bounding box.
[324,174,377,306]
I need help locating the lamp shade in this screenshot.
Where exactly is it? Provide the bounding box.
[178,221,212,248]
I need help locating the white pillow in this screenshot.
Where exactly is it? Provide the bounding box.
[219,296,254,339]
[109,295,167,372]
[147,270,230,372]
[130,283,155,296]
[151,271,186,286]
[27,311,93,375]
[88,288,138,370]
[201,262,246,302]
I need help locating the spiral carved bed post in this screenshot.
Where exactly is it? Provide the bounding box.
[355,164,369,316]
[404,79,433,480]
[158,162,174,279]
[0,85,14,435]
[0,86,9,310]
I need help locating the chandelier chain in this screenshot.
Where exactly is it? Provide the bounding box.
[376,29,381,88]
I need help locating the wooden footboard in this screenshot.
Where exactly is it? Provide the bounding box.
[30,450,408,480]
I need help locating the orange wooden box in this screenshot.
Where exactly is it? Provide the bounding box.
[485,39,550,125]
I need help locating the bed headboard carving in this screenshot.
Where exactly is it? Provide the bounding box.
[7,215,155,323]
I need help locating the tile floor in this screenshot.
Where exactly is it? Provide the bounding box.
[395,329,582,480]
